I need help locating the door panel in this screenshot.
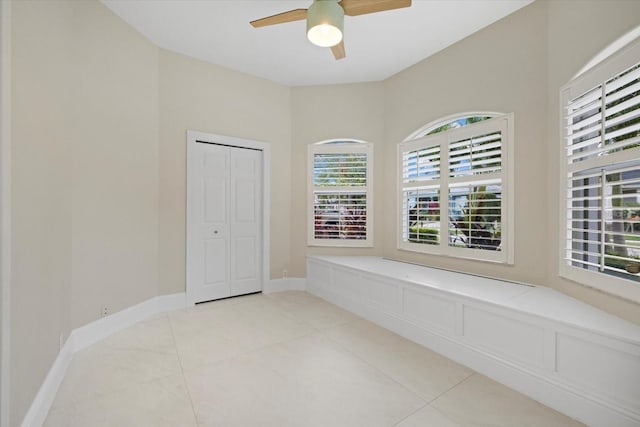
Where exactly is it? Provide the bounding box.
[204,177,226,223]
[229,148,262,297]
[204,238,226,284]
[188,141,262,303]
[235,180,256,222]
[234,237,256,279]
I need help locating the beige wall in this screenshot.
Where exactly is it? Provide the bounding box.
[11,0,159,424]
[158,50,292,293]
[382,2,548,285]
[545,0,640,324]
[11,2,73,423]
[7,0,640,424]
[290,83,385,277]
[69,1,159,328]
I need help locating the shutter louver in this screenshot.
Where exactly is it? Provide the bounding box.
[401,143,441,245]
[564,60,640,283]
[449,182,502,251]
[449,132,502,178]
[312,151,369,242]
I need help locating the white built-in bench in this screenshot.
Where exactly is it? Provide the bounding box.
[306,256,640,427]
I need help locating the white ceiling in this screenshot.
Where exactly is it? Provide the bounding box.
[101,0,533,87]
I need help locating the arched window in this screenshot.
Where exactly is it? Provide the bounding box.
[308,140,373,247]
[560,35,640,302]
[398,113,514,264]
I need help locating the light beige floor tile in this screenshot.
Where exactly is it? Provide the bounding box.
[169,295,315,369]
[168,302,240,340]
[268,291,360,329]
[45,374,197,427]
[45,294,589,427]
[52,317,182,407]
[168,304,251,369]
[431,374,586,427]
[172,330,250,371]
[184,333,425,427]
[184,352,311,427]
[223,297,316,349]
[325,319,473,401]
[395,405,461,427]
[95,313,177,352]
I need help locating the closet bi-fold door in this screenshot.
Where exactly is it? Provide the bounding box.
[187,141,263,303]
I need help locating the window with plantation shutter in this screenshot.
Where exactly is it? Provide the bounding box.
[308,141,373,247]
[399,114,514,263]
[561,39,640,302]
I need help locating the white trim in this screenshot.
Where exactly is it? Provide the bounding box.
[312,138,369,146]
[0,1,11,426]
[20,293,189,427]
[185,130,271,306]
[263,278,307,294]
[307,140,374,247]
[573,25,640,80]
[404,111,503,141]
[67,293,187,353]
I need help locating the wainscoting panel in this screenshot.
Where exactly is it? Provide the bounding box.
[462,305,546,369]
[402,286,456,336]
[307,255,640,427]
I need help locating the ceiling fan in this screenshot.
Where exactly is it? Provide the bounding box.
[250,0,412,60]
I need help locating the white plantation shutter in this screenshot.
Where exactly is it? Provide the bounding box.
[401,139,442,245]
[448,131,502,177]
[308,142,373,247]
[561,39,640,302]
[398,114,513,263]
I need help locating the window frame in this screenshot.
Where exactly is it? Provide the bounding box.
[398,114,514,264]
[559,39,640,303]
[307,140,373,247]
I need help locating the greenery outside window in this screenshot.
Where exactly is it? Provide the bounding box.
[308,140,373,247]
[398,113,514,263]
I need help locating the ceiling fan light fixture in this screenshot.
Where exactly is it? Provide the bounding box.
[306,0,344,47]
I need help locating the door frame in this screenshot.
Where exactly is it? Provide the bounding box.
[186,130,271,306]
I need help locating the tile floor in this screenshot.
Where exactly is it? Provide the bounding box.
[44,291,585,426]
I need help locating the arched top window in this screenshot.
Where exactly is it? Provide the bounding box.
[398,112,514,264]
[405,112,502,141]
[308,139,373,247]
[313,139,368,145]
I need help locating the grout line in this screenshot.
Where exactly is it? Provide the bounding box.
[166,311,200,426]
[318,326,429,404]
[390,400,430,426]
[426,372,476,405]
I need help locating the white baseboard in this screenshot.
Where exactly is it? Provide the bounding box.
[263,278,306,294]
[21,292,188,427]
[19,338,73,427]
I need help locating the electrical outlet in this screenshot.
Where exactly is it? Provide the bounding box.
[101,304,109,317]
[282,269,288,279]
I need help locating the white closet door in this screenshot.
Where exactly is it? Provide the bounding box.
[229,147,262,296]
[188,142,262,303]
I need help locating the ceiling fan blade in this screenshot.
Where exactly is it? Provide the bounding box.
[250,9,308,28]
[339,0,411,16]
[331,40,346,60]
